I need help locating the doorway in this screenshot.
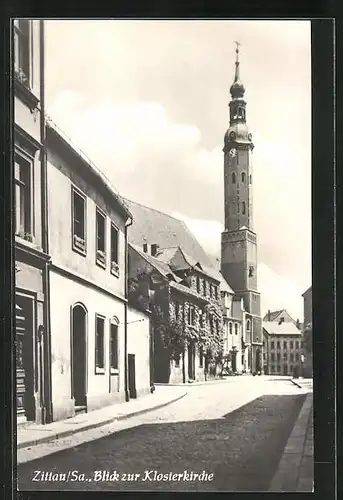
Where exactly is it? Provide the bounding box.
[187,342,195,380]
[72,304,87,412]
[16,295,35,421]
[231,351,237,372]
[128,354,137,398]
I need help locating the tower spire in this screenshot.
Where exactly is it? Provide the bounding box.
[234,40,241,82]
[230,41,245,99]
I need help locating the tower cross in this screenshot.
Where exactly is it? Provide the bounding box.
[234,41,241,61]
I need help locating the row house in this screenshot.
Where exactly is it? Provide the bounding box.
[262,320,303,376]
[45,120,134,420]
[14,19,50,424]
[128,244,223,383]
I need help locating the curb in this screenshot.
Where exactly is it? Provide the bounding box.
[18,391,187,450]
[269,392,313,492]
[290,378,303,389]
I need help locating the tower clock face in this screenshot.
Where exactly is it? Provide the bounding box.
[229,148,237,158]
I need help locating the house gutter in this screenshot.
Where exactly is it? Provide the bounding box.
[39,20,53,424]
[124,216,133,401]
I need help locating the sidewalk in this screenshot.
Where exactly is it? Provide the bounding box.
[269,391,313,492]
[17,385,187,451]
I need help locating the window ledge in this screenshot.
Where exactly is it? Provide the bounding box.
[72,236,87,257]
[110,262,120,278]
[96,257,107,270]
[110,368,119,375]
[95,367,105,375]
[14,76,39,111]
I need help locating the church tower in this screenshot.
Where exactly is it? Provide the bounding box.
[221,42,263,373]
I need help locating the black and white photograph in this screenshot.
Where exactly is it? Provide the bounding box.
[14,19,313,492]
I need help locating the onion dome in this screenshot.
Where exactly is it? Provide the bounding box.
[230,41,245,99]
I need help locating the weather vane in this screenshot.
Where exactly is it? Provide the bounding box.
[234,40,241,60]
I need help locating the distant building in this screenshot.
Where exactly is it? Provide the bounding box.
[46,120,135,421]
[263,309,298,326]
[263,320,302,376]
[14,20,50,424]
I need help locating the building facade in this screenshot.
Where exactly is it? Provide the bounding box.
[14,20,52,424]
[45,120,133,421]
[302,286,313,376]
[262,321,303,376]
[221,44,263,373]
[128,243,224,384]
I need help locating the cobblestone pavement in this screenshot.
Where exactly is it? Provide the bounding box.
[17,378,306,492]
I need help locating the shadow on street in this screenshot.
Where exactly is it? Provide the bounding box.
[18,393,306,492]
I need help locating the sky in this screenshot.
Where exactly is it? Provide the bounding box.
[45,20,311,321]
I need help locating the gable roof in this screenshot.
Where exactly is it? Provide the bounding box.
[263,321,302,336]
[125,198,234,293]
[302,286,312,297]
[262,309,296,323]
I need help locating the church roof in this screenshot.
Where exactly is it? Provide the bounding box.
[125,198,235,293]
[263,321,302,336]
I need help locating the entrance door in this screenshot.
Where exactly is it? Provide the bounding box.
[232,351,237,372]
[16,296,35,421]
[188,343,195,380]
[72,305,87,411]
[128,354,137,398]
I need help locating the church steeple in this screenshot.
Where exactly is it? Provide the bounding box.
[230,41,245,100]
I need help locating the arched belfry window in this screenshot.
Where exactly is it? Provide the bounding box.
[246,319,251,331]
[241,172,246,183]
[242,201,246,215]
[232,172,236,184]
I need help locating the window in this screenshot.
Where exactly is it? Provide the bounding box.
[188,306,195,326]
[14,20,31,86]
[246,319,251,331]
[96,209,106,268]
[277,365,281,373]
[277,341,281,349]
[271,341,275,349]
[283,341,287,349]
[110,223,119,276]
[242,201,246,215]
[241,172,246,183]
[15,153,32,240]
[199,346,204,368]
[271,353,275,362]
[290,365,293,373]
[229,322,233,335]
[277,353,281,362]
[283,352,288,361]
[249,175,252,184]
[72,188,86,254]
[174,354,180,368]
[110,321,118,371]
[301,341,304,348]
[296,353,300,361]
[296,341,299,349]
[290,353,294,362]
[234,323,238,335]
[232,172,236,184]
[196,276,201,293]
[290,341,294,349]
[203,279,206,296]
[95,315,105,372]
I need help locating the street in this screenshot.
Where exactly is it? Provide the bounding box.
[18,377,308,492]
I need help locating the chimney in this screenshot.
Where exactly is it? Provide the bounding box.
[268,309,271,321]
[278,316,284,325]
[143,243,149,253]
[151,243,159,257]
